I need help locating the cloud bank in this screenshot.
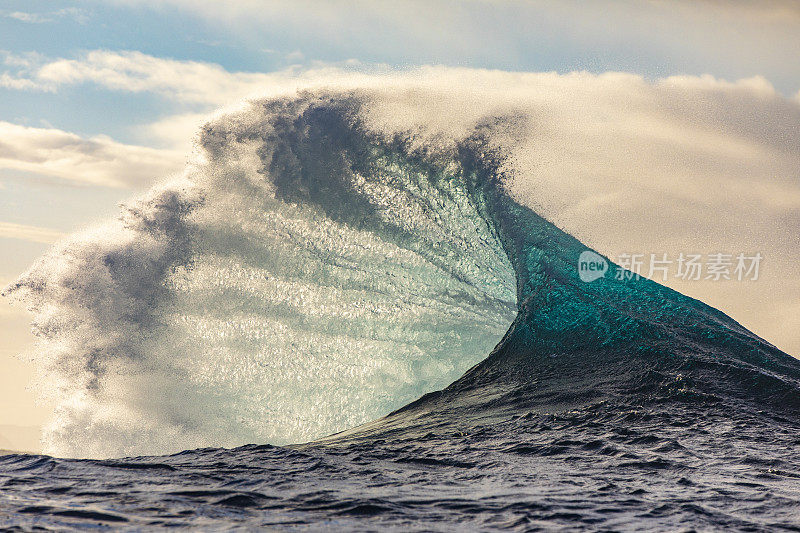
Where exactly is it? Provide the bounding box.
[96,0,800,94]
[0,50,365,106]
[0,121,183,188]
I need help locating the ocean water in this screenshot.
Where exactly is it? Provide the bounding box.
[1,91,799,531]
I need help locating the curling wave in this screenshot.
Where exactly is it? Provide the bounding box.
[5,93,523,457]
[5,90,800,459]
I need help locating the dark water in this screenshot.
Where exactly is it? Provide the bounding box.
[2,93,799,530]
[2,399,799,530]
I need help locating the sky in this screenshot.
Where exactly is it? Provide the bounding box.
[1,0,799,452]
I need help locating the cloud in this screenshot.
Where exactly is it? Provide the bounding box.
[136,112,209,150]
[36,51,276,104]
[1,8,89,24]
[5,12,51,23]
[0,50,297,105]
[0,222,65,244]
[95,0,800,95]
[0,72,47,91]
[0,121,184,188]
[0,49,388,108]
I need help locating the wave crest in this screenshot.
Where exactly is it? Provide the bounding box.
[5,92,519,457]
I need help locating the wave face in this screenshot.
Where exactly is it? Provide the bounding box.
[5,90,800,460]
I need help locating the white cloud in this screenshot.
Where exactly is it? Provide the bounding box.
[0,121,184,188]
[135,112,209,151]
[0,72,47,91]
[0,49,388,108]
[0,222,65,244]
[2,8,88,24]
[5,12,50,23]
[1,50,296,105]
[95,0,800,97]
[37,50,274,104]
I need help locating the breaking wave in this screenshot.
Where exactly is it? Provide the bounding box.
[5,93,523,457]
[5,89,799,459]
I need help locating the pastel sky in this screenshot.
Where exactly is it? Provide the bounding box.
[1,0,799,452]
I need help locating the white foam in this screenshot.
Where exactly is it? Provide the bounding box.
[7,93,516,458]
